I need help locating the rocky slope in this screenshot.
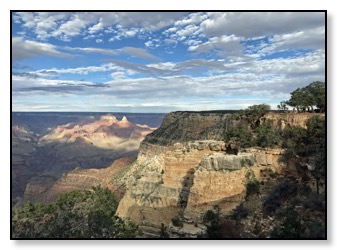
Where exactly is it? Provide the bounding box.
[12,126,40,199]
[24,157,135,204]
[116,111,318,237]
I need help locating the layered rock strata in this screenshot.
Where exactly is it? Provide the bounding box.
[117,111,299,237]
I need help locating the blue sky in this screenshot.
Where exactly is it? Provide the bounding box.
[11,12,325,113]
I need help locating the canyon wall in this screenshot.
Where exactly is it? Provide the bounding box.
[117,111,320,237]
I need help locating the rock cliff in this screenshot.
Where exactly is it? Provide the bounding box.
[145,111,235,146]
[116,111,303,237]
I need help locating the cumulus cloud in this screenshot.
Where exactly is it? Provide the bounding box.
[13,12,187,42]
[88,19,104,34]
[145,41,154,48]
[12,12,325,112]
[51,14,88,41]
[174,12,208,26]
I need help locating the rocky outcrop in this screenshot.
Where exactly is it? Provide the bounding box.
[261,112,325,130]
[116,110,291,237]
[144,111,236,146]
[117,139,286,237]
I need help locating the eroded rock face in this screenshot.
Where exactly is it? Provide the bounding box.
[199,152,255,171]
[144,111,236,146]
[117,141,285,236]
[261,112,325,130]
[116,111,311,237]
[117,143,210,227]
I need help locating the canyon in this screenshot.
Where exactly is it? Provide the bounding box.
[12,110,324,238]
[12,113,159,203]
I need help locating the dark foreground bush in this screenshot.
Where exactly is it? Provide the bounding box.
[263,180,298,214]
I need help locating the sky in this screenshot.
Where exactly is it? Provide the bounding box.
[11,11,326,113]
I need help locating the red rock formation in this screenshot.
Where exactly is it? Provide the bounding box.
[40,114,156,148]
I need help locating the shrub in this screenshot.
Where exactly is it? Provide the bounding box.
[159,223,170,238]
[300,193,325,212]
[270,210,304,238]
[263,180,298,214]
[306,220,326,238]
[255,121,281,148]
[224,125,254,148]
[12,186,140,238]
[246,179,260,197]
[203,210,216,223]
[171,215,183,227]
[230,203,248,224]
[207,219,241,238]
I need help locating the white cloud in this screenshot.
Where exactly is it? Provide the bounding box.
[147,62,177,71]
[145,41,153,48]
[88,20,104,34]
[184,39,202,46]
[64,46,117,55]
[110,71,125,79]
[176,24,199,37]
[14,12,187,42]
[174,12,208,26]
[200,12,325,39]
[33,63,122,76]
[63,45,159,60]
[163,27,177,34]
[12,37,71,61]
[121,47,160,60]
[269,27,325,50]
[12,12,326,112]
[12,49,325,112]
[188,34,243,58]
[51,14,87,41]
[124,30,137,37]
